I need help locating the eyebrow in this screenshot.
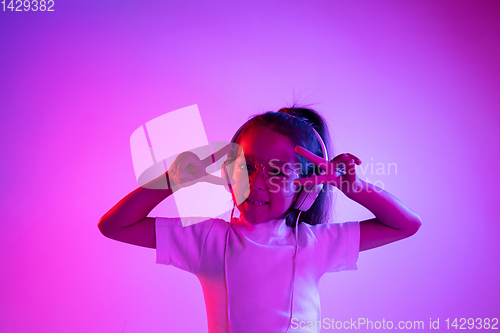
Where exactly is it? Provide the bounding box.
[243,155,289,165]
[243,155,302,171]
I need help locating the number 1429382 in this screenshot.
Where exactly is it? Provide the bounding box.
[2,0,54,11]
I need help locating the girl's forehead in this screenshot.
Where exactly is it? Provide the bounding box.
[238,126,299,164]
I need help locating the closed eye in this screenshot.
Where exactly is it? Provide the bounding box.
[268,165,289,177]
[269,169,285,176]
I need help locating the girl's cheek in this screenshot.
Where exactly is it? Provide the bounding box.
[232,184,249,205]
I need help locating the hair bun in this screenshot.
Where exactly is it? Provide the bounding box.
[278,106,320,130]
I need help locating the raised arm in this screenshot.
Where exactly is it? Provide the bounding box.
[346,179,421,251]
[293,147,421,252]
[98,173,174,249]
[98,144,233,248]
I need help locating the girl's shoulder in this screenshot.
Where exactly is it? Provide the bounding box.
[299,221,359,240]
[156,216,228,229]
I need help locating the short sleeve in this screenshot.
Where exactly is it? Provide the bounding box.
[310,221,360,273]
[155,217,216,274]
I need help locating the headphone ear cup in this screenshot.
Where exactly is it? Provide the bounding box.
[293,184,323,211]
[294,160,328,211]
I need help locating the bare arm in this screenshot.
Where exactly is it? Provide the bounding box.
[98,173,174,249]
[346,179,422,251]
[293,147,421,252]
[98,144,233,248]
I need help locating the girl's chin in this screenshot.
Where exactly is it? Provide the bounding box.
[239,203,267,218]
[244,200,269,208]
[238,201,268,219]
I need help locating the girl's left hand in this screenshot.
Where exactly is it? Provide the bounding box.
[293,146,363,198]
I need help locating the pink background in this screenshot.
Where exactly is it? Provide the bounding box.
[1,0,499,332]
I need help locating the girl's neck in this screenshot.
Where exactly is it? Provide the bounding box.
[233,217,292,244]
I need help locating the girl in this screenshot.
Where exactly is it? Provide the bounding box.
[98,106,421,333]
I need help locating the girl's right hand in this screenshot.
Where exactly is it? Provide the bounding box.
[167,144,233,192]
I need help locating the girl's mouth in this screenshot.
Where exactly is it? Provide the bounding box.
[246,198,269,206]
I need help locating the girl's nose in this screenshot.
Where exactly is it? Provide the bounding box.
[249,166,267,190]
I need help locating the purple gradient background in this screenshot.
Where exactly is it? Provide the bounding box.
[1,1,499,332]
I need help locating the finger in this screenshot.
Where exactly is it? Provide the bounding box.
[335,163,347,176]
[200,143,234,168]
[171,152,193,172]
[178,153,200,171]
[332,153,351,162]
[292,174,332,187]
[332,153,359,167]
[295,146,329,167]
[345,153,362,165]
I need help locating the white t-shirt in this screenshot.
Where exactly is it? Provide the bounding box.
[156,217,360,333]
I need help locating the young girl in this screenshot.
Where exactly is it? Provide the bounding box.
[98,106,421,333]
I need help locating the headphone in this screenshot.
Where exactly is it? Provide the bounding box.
[220,113,329,333]
[292,125,328,211]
